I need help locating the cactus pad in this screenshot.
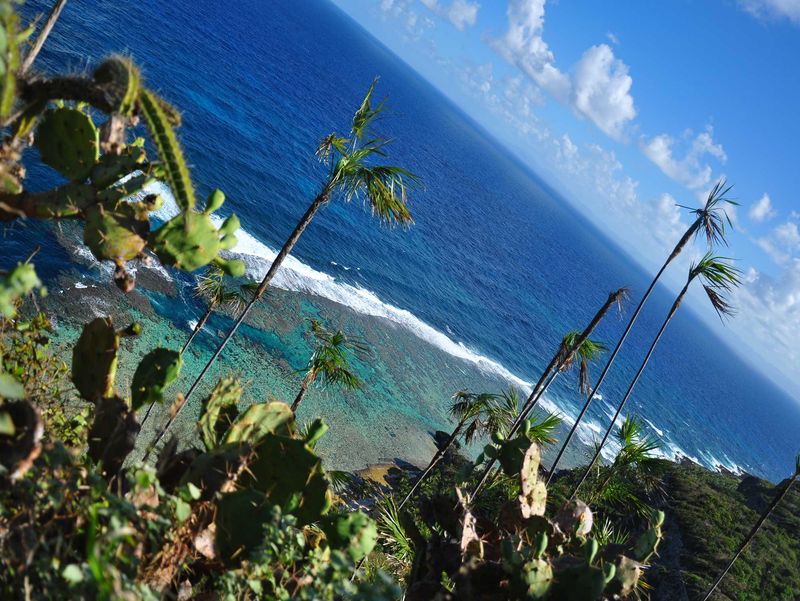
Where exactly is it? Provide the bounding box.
[93,56,141,117]
[520,558,553,599]
[215,488,274,565]
[83,203,149,264]
[198,378,242,452]
[241,433,331,525]
[71,317,119,402]
[130,348,182,411]
[321,512,377,562]
[518,442,547,518]
[150,209,244,276]
[87,395,139,477]
[0,263,41,318]
[138,89,195,211]
[36,108,100,181]
[223,401,295,445]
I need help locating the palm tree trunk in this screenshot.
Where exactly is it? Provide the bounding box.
[21,0,68,74]
[291,377,312,413]
[701,473,798,601]
[181,303,215,355]
[545,222,700,486]
[471,289,625,498]
[398,421,464,510]
[143,185,332,460]
[565,280,691,500]
[139,302,214,430]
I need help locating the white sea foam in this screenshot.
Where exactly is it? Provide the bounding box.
[150,186,748,476]
[643,417,665,437]
[147,186,534,392]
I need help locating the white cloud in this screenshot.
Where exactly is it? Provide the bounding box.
[379,0,434,39]
[738,0,800,24]
[755,220,800,264]
[748,193,777,222]
[458,62,545,137]
[490,1,636,139]
[572,44,637,140]
[552,135,691,257]
[606,32,620,45]
[490,0,571,100]
[420,0,480,30]
[731,259,800,392]
[642,126,727,192]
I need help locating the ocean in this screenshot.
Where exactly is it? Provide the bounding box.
[7,0,800,481]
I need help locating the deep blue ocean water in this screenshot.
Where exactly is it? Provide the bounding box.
[7,0,800,481]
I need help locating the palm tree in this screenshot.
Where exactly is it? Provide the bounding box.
[559,332,607,397]
[587,416,666,514]
[545,181,736,481]
[139,267,255,429]
[471,328,610,498]
[146,79,417,456]
[485,387,562,447]
[398,391,499,510]
[291,319,365,413]
[565,254,741,497]
[182,266,257,355]
[701,453,800,601]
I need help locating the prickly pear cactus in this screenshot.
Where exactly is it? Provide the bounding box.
[0,263,42,318]
[632,509,664,563]
[71,317,120,402]
[215,488,275,565]
[223,400,295,445]
[241,432,332,525]
[36,108,100,181]
[138,88,196,211]
[149,189,244,276]
[0,4,20,120]
[519,443,547,518]
[87,396,139,477]
[89,142,147,188]
[321,511,378,562]
[198,378,242,451]
[520,558,553,599]
[83,202,150,264]
[130,348,182,411]
[92,55,141,117]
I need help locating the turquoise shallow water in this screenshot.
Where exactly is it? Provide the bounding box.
[6,0,800,481]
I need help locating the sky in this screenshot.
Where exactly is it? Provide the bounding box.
[331,0,800,397]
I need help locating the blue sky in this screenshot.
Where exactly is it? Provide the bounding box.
[332,0,800,396]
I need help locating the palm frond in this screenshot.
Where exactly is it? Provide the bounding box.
[315,132,349,164]
[678,179,737,247]
[377,496,414,564]
[525,412,562,447]
[485,387,521,436]
[689,253,742,320]
[612,287,631,314]
[351,77,386,141]
[327,469,356,495]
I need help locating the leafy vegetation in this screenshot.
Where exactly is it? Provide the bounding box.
[0,1,796,599]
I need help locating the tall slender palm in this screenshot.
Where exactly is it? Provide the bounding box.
[546,181,736,481]
[702,453,800,601]
[398,391,499,510]
[566,254,741,497]
[471,325,611,498]
[139,267,256,429]
[147,80,417,456]
[291,319,365,412]
[182,266,257,355]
